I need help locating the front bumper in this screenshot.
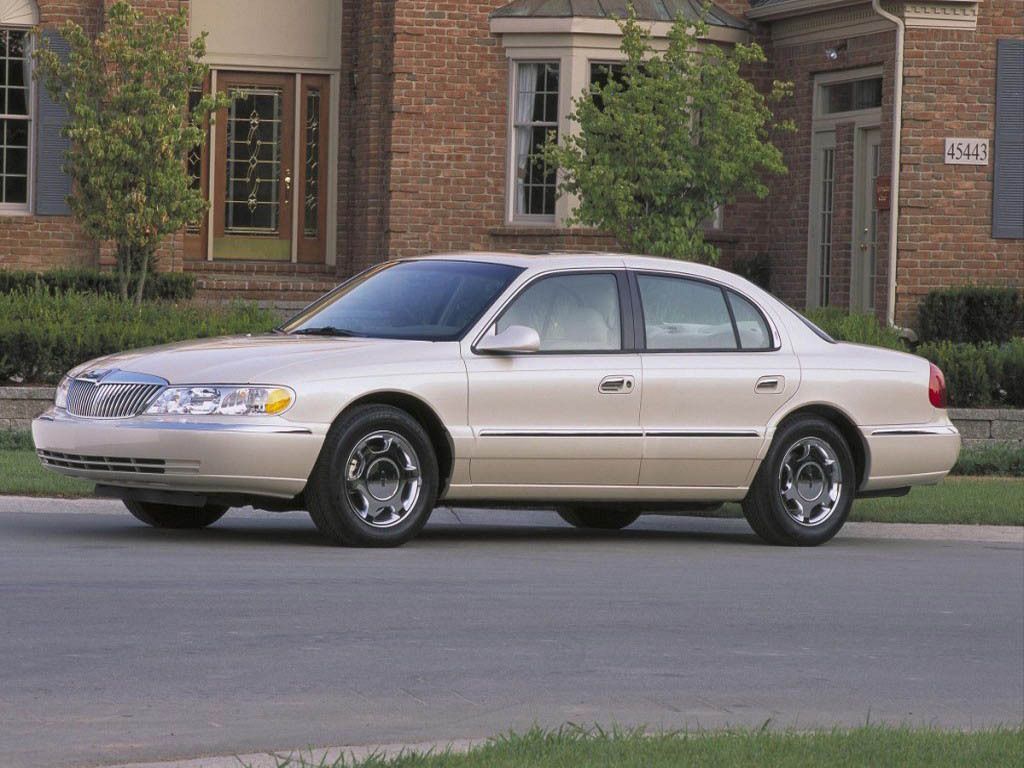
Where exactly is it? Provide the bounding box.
[32,408,326,498]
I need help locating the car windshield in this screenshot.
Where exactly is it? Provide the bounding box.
[282,260,523,341]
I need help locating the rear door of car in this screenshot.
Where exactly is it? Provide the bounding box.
[464,269,643,488]
[631,270,801,490]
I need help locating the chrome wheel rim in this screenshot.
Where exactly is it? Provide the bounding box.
[778,437,843,527]
[344,430,421,528]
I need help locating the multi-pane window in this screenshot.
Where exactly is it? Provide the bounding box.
[818,147,836,306]
[513,61,559,218]
[1,29,30,208]
[822,77,883,114]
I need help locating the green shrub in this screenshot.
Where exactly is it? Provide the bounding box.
[0,289,277,384]
[732,253,772,290]
[805,307,907,350]
[918,338,1024,408]
[951,444,1024,477]
[918,286,1022,344]
[0,268,195,301]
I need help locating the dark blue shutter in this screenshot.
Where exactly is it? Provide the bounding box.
[34,29,73,216]
[992,38,1024,239]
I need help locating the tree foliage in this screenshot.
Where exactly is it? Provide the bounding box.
[34,2,227,303]
[542,6,794,263]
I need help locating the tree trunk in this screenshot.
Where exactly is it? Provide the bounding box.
[116,244,133,302]
[132,246,153,306]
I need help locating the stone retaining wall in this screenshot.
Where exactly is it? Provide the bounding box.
[948,408,1024,449]
[0,387,56,431]
[1,388,1022,450]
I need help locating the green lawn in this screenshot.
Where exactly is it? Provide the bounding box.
[2,443,1021,526]
[249,726,1023,768]
[0,449,94,498]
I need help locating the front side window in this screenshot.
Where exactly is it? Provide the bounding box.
[513,61,559,219]
[284,260,522,341]
[638,275,738,351]
[497,273,622,352]
[0,28,30,210]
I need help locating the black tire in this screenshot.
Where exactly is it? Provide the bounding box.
[557,506,641,530]
[124,500,228,530]
[306,405,438,547]
[742,415,855,546]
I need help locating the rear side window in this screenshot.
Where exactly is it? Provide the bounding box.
[637,275,738,350]
[727,291,773,350]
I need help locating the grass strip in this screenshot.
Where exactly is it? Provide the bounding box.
[246,725,1024,768]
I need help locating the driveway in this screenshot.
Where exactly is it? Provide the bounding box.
[0,498,1021,768]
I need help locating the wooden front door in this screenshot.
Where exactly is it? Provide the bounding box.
[213,72,295,261]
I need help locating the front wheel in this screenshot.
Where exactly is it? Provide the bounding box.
[557,507,641,530]
[742,416,855,546]
[306,405,438,547]
[124,500,228,530]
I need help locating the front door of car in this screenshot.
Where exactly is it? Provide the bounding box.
[632,272,801,489]
[465,271,643,488]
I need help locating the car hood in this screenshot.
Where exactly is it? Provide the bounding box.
[71,335,440,385]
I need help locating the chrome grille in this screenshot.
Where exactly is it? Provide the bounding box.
[66,380,162,419]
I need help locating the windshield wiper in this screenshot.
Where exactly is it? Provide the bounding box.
[290,326,363,338]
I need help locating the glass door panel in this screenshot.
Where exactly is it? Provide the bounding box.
[213,73,294,261]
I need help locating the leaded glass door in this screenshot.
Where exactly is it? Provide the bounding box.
[213,73,295,261]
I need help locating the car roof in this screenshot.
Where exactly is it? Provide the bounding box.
[410,251,741,283]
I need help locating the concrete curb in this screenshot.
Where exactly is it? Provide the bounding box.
[1,495,1020,544]
[100,738,485,768]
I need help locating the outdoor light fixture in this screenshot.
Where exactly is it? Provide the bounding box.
[825,43,848,61]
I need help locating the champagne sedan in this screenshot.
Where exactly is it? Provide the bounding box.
[33,253,961,547]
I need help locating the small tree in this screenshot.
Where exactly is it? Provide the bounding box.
[34,2,226,303]
[542,7,793,263]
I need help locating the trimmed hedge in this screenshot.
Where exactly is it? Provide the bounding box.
[0,267,195,301]
[951,444,1024,478]
[918,286,1022,344]
[0,289,278,385]
[805,307,907,351]
[918,339,1024,408]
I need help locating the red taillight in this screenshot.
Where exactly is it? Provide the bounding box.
[928,363,947,409]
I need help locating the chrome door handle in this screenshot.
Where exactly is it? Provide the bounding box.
[755,375,784,393]
[599,375,635,394]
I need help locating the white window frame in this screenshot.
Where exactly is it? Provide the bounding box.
[0,25,34,215]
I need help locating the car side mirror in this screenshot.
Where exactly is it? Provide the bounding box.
[476,325,541,354]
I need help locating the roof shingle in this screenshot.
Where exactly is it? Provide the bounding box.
[491,0,748,30]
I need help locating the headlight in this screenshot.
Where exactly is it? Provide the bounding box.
[144,386,294,417]
[55,376,72,409]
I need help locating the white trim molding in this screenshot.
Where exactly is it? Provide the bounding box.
[750,0,979,44]
[902,0,979,30]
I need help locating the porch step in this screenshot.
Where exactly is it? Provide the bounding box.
[185,260,338,277]
[193,271,340,314]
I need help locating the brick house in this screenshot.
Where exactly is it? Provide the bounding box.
[0,0,1020,326]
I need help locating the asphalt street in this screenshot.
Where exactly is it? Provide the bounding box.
[0,497,1021,768]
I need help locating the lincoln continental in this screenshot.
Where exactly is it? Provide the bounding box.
[32,253,961,547]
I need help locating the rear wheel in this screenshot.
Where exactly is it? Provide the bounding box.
[557,507,641,530]
[306,405,438,547]
[742,416,854,546]
[124,500,228,530]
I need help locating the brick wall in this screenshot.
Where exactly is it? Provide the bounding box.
[896,0,1024,328]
